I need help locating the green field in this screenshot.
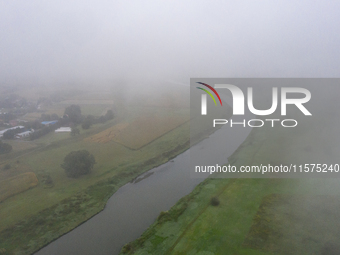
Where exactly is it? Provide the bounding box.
[121,113,340,255]
[0,108,192,254]
[0,86,201,255]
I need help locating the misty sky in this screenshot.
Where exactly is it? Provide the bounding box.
[0,0,339,86]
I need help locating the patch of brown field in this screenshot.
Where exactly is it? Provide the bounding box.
[114,115,189,149]
[42,108,65,117]
[86,114,189,149]
[84,123,129,143]
[0,172,39,202]
[21,112,42,121]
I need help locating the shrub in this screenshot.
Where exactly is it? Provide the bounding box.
[121,243,132,253]
[81,119,92,129]
[70,127,80,136]
[105,110,114,120]
[0,140,12,154]
[157,211,170,223]
[210,196,220,206]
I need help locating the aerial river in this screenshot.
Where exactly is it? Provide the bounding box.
[36,101,252,255]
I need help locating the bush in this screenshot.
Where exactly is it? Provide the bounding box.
[41,174,54,188]
[70,127,80,136]
[105,110,114,120]
[81,118,92,129]
[121,243,132,253]
[0,140,12,154]
[157,211,170,223]
[61,150,96,178]
[45,176,53,185]
[210,196,220,206]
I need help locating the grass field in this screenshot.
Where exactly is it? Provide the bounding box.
[3,140,38,153]
[0,88,199,255]
[120,112,340,255]
[0,172,38,202]
[86,108,190,149]
[21,112,46,121]
[244,194,340,254]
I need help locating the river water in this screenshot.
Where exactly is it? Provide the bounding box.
[35,109,252,255]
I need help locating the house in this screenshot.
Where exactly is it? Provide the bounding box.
[55,127,71,133]
[0,126,25,138]
[41,120,58,126]
[15,130,33,139]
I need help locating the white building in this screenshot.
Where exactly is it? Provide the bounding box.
[0,126,25,138]
[15,130,33,139]
[55,127,71,133]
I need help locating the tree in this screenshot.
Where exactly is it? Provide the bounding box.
[81,120,91,129]
[50,113,59,120]
[0,140,12,154]
[64,105,82,123]
[105,110,114,120]
[98,115,106,123]
[40,113,51,121]
[70,127,80,136]
[3,129,16,139]
[81,116,93,129]
[25,120,43,130]
[61,150,95,178]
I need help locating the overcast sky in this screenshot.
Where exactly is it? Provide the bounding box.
[0,0,339,86]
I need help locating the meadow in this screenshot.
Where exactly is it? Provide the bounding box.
[0,85,197,254]
[86,108,190,149]
[120,111,340,255]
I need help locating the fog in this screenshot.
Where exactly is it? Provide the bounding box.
[2,2,340,254]
[1,0,340,88]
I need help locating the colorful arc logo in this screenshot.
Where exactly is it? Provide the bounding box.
[196,82,223,106]
[196,82,223,115]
